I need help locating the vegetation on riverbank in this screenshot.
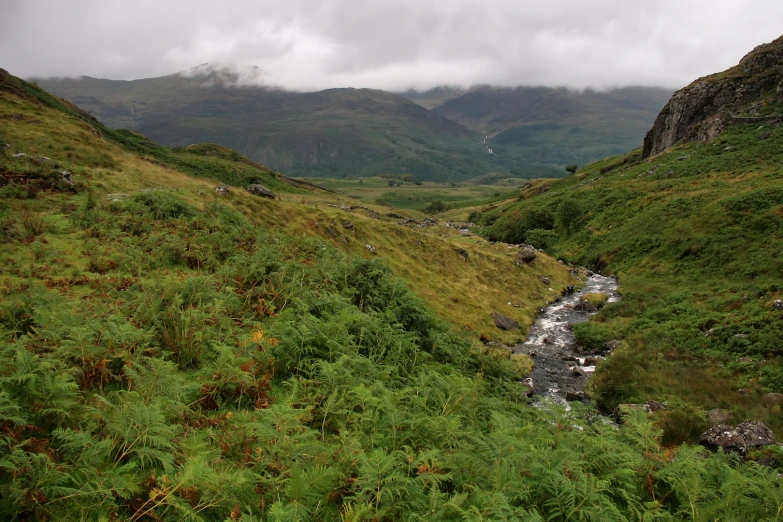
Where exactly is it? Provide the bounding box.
[473,120,783,440]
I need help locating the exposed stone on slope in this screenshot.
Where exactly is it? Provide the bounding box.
[643,35,783,158]
[699,420,775,454]
[245,183,276,199]
[492,312,519,331]
[515,247,537,265]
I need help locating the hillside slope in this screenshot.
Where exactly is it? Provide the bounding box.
[434,86,671,169]
[2,69,782,521]
[474,39,783,440]
[34,68,507,181]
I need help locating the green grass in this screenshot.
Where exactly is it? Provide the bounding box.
[301,176,519,215]
[2,64,783,522]
[474,119,783,440]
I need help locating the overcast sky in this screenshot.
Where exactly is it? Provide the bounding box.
[2,0,782,91]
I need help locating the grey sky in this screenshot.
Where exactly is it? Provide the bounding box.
[1,0,781,91]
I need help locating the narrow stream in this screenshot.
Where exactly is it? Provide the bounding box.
[515,273,620,404]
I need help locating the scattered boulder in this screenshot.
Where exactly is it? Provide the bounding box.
[1,143,10,149]
[515,247,537,265]
[365,244,376,254]
[572,366,588,378]
[245,183,276,199]
[492,312,519,331]
[12,152,27,158]
[736,421,775,448]
[762,393,783,406]
[759,131,771,140]
[706,408,732,426]
[562,284,575,295]
[343,221,354,231]
[59,170,73,184]
[700,425,747,453]
[774,300,783,310]
[700,421,775,454]
[455,248,469,261]
[565,390,585,402]
[31,156,51,165]
[420,217,438,227]
[603,340,622,352]
[537,274,550,285]
[215,184,230,195]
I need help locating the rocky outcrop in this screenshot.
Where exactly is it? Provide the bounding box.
[643,35,783,158]
[699,420,775,454]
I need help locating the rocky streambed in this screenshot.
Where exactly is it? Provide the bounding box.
[515,273,620,404]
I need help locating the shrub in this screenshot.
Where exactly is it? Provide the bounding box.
[556,198,583,234]
[525,228,559,250]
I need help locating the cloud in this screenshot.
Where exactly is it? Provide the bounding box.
[1,0,782,91]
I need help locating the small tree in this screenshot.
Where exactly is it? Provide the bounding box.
[424,200,447,214]
[556,199,583,234]
[565,164,579,174]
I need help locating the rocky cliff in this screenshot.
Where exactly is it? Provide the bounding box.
[643,35,783,158]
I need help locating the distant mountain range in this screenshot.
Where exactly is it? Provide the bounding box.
[406,85,672,168]
[35,66,670,181]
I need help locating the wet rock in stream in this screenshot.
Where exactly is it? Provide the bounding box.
[514,274,620,405]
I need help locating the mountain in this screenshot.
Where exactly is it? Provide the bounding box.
[2,67,782,520]
[33,67,508,181]
[644,36,783,157]
[432,85,672,168]
[398,86,468,109]
[472,36,783,441]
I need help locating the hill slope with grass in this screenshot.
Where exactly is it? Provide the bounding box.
[2,69,783,521]
[433,85,671,171]
[473,37,783,443]
[33,68,509,181]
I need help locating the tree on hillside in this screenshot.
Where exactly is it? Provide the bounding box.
[556,198,583,234]
[424,200,447,214]
[565,164,579,174]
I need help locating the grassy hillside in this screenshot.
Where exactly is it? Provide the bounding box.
[34,71,508,182]
[474,117,783,440]
[4,70,783,521]
[434,86,672,171]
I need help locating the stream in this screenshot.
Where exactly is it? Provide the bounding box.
[515,273,620,404]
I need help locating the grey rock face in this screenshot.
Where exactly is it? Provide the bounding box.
[245,183,276,199]
[643,36,783,158]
